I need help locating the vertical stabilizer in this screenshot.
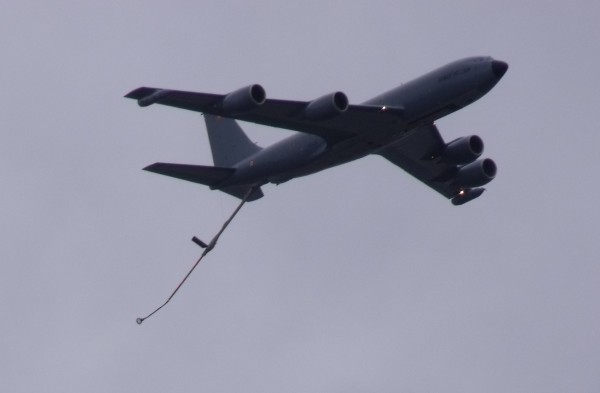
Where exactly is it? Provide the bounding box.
[204,114,262,167]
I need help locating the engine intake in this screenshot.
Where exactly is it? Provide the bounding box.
[441,135,483,165]
[222,84,266,115]
[454,158,497,188]
[305,92,349,120]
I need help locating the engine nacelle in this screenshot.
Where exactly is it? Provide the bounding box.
[454,158,497,187]
[304,91,349,120]
[441,135,483,165]
[451,187,485,206]
[222,84,266,115]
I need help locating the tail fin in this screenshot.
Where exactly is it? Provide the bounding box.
[204,114,261,167]
[142,116,265,202]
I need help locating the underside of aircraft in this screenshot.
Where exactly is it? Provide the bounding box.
[126,56,508,205]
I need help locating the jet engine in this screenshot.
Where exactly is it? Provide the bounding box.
[441,135,483,165]
[222,84,266,115]
[454,158,497,187]
[451,187,485,205]
[304,92,349,120]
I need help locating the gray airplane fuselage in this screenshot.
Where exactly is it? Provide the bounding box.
[216,56,507,189]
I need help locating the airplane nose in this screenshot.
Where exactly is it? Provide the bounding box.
[492,60,508,78]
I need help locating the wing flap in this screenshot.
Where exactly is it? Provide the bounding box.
[125,88,222,111]
[125,87,406,145]
[376,124,460,199]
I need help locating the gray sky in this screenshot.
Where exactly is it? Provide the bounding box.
[2,1,599,392]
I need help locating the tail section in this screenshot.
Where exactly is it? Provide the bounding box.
[144,163,263,201]
[204,114,262,167]
[144,163,234,186]
[219,185,264,201]
[142,116,265,202]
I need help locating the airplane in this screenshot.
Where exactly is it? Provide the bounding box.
[126,56,508,205]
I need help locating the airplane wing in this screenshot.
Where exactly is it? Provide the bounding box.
[126,87,492,204]
[125,87,405,145]
[375,124,463,199]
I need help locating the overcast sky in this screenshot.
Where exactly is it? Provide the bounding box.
[2,1,599,392]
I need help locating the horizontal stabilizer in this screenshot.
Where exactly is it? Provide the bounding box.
[143,163,264,201]
[143,163,234,187]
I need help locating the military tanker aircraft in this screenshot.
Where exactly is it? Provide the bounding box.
[126,56,508,205]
